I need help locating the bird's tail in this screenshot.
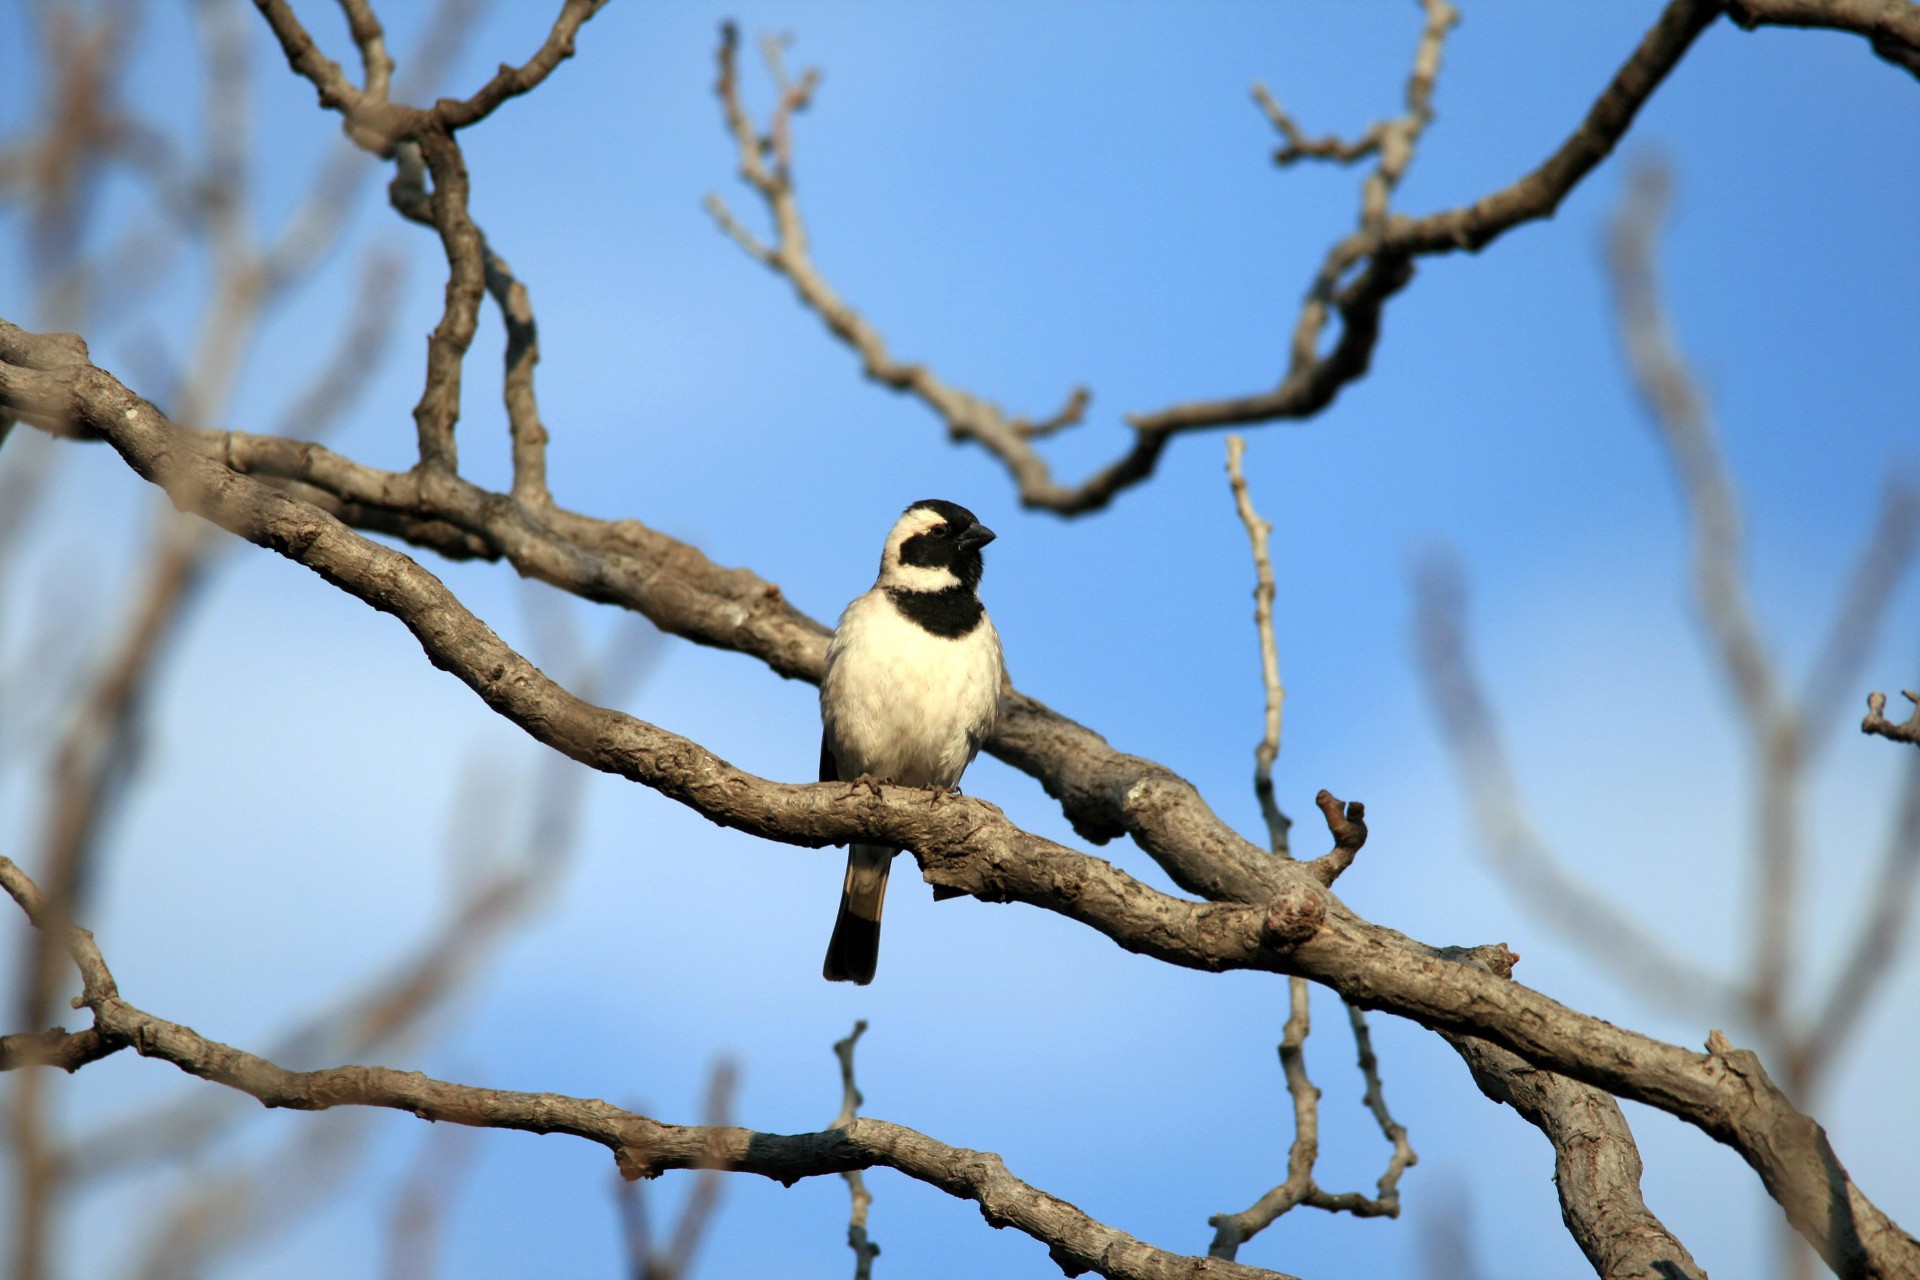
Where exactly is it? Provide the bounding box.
[823,844,893,984]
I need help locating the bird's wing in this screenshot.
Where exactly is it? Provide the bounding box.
[819,729,839,783]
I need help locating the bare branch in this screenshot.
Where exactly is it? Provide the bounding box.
[1225,436,1290,855]
[1802,482,1920,754]
[1345,1004,1416,1215]
[7,325,1920,1276]
[1208,979,1324,1258]
[390,145,552,504]
[1250,82,1384,165]
[1605,160,1806,1035]
[336,0,396,102]
[1252,0,1459,232]
[1208,988,1413,1261]
[0,853,1300,1280]
[1865,691,1920,748]
[710,3,1719,515]
[832,1022,880,1279]
[0,1027,123,1074]
[1305,789,1368,888]
[431,0,613,132]
[1448,1033,1707,1280]
[1723,0,1920,78]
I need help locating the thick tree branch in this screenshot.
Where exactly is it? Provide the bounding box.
[5,325,1915,1277]
[1724,0,1920,77]
[1448,1033,1707,1280]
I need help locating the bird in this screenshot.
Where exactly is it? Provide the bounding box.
[819,499,1004,984]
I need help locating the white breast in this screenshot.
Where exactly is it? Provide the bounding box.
[821,591,1003,789]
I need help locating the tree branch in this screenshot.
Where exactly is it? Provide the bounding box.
[709,1,1719,515]
[0,854,1297,1280]
[1447,1033,1707,1280]
[1723,0,1920,78]
[5,324,1915,1277]
[1225,436,1291,856]
[1865,691,1920,747]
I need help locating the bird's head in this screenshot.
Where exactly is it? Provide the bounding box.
[877,499,996,593]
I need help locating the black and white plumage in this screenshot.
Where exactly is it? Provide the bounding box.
[819,499,1004,984]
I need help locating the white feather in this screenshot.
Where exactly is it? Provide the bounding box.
[821,588,1002,787]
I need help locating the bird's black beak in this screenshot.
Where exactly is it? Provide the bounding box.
[956,523,996,552]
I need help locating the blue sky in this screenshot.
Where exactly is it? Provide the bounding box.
[3,2,1918,1277]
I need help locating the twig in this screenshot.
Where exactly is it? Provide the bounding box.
[431,0,613,132]
[1801,483,1920,753]
[1253,0,1459,232]
[1225,436,1290,855]
[1345,1003,1416,1214]
[1212,442,1409,1260]
[1864,691,1920,747]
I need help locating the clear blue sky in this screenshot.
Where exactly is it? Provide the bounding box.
[2,2,1917,1277]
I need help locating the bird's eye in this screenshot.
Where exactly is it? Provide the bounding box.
[932,524,952,539]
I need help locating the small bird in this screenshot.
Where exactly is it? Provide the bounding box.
[819,499,1004,984]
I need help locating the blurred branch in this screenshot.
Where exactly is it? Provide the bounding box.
[59,603,657,1181]
[1801,485,1920,754]
[1796,745,1920,1083]
[1606,163,1783,734]
[1413,553,1746,1021]
[384,1125,478,1280]
[131,1112,374,1280]
[615,1064,737,1280]
[831,1022,879,1279]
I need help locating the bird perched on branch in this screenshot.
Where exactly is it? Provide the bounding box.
[820,499,1004,984]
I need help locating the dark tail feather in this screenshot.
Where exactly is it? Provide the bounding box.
[823,844,892,984]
